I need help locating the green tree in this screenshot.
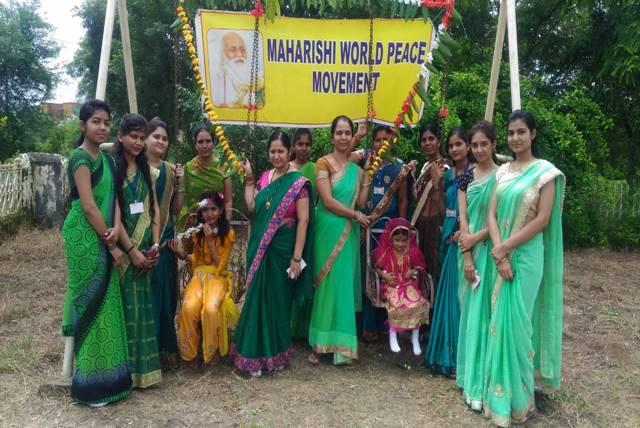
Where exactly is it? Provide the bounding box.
[0,0,59,161]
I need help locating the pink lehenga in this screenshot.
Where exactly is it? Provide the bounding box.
[373,218,429,332]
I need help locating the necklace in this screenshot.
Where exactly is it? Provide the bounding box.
[508,159,536,174]
[265,165,290,209]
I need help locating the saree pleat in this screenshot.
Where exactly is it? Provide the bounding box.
[483,160,565,426]
[61,149,131,404]
[290,161,316,340]
[150,161,178,355]
[233,172,313,372]
[309,162,361,363]
[425,168,460,376]
[456,171,497,406]
[118,169,162,388]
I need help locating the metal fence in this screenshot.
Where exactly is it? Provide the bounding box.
[0,163,26,218]
[598,180,640,219]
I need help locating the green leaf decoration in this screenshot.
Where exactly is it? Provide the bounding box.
[426,62,439,74]
[439,31,460,49]
[410,93,419,112]
[402,113,411,129]
[406,105,414,121]
[438,43,452,58]
[170,17,181,30]
[421,6,429,22]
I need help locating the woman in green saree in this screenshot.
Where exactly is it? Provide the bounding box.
[177,124,233,230]
[61,100,132,406]
[145,118,184,362]
[289,127,316,340]
[308,115,371,366]
[234,131,313,377]
[114,114,162,388]
[456,120,499,412]
[484,110,565,426]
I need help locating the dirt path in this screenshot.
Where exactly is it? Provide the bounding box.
[1,230,639,427]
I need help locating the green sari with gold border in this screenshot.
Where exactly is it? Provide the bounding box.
[309,160,362,364]
[456,169,497,407]
[483,160,565,426]
[118,168,162,388]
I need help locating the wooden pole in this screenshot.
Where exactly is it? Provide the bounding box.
[117,0,138,113]
[485,0,507,121]
[506,0,521,110]
[95,0,117,100]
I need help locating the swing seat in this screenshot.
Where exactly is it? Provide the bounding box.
[364,218,434,312]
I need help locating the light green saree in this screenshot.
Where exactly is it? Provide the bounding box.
[309,159,362,364]
[483,160,565,426]
[456,169,497,407]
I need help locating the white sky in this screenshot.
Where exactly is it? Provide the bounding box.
[0,0,85,102]
[39,0,84,102]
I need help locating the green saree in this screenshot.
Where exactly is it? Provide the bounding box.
[62,148,131,404]
[309,160,362,364]
[456,169,497,408]
[290,160,316,339]
[483,160,565,426]
[232,171,313,372]
[150,161,178,355]
[176,156,227,231]
[118,168,162,388]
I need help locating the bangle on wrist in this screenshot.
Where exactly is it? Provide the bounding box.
[125,244,135,254]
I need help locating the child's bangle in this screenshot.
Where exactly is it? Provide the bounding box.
[125,244,135,254]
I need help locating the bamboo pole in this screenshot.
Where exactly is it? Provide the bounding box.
[485,0,507,121]
[117,0,138,113]
[506,0,521,110]
[95,0,117,100]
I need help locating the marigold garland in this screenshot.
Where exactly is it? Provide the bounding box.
[176,0,245,176]
[367,9,456,177]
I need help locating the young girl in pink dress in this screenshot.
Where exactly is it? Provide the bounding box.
[374,218,429,355]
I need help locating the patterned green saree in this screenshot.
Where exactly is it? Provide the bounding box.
[62,148,131,404]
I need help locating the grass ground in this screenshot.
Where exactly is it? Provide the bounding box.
[0,229,639,427]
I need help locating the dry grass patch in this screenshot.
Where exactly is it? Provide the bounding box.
[0,230,639,427]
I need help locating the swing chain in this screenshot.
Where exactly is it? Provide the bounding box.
[366,3,375,123]
[246,13,261,158]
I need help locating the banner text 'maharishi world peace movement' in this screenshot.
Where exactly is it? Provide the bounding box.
[196,11,433,127]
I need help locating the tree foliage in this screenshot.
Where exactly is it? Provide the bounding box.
[64,0,640,247]
[0,0,59,161]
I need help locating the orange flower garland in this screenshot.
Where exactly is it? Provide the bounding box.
[176,0,244,175]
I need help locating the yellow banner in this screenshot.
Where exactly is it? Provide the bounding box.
[195,11,433,127]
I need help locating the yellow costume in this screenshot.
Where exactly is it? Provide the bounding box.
[177,229,238,362]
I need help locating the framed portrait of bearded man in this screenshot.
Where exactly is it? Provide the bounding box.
[207,29,266,109]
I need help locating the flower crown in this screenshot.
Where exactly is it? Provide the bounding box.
[196,193,224,210]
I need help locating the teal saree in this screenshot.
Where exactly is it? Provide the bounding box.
[456,169,497,408]
[425,167,461,376]
[118,168,162,388]
[309,160,362,364]
[483,160,565,426]
[150,161,178,355]
[62,148,132,404]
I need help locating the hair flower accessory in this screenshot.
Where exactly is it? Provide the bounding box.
[218,192,224,201]
[197,198,213,209]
